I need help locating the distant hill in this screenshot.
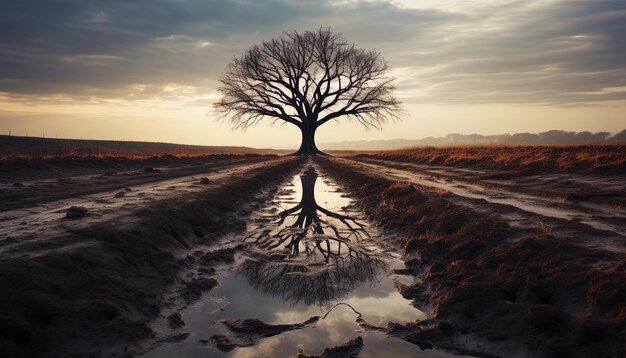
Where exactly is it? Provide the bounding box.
[0,135,283,157]
[320,129,626,150]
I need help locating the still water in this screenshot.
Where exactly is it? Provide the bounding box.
[146,164,462,357]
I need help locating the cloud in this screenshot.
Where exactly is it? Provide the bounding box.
[0,0,624,105]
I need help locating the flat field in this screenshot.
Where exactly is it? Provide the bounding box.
[0,139,624,357]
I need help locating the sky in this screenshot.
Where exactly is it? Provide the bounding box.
[0,0,625,149]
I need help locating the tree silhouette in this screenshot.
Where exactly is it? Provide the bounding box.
[214,28,402,155]
[250,166,369,257]
[242,166,387,307]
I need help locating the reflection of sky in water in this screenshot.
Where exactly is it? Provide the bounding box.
[146,165,464,357]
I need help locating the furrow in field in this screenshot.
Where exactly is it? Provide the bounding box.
[343,157,626,242]
[0,157,290,254]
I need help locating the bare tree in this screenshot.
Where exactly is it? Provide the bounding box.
[214,28,402,155]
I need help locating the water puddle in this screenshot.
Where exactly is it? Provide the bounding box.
[145,164,460,357]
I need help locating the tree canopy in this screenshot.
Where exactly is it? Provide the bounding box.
[214,28,402,154]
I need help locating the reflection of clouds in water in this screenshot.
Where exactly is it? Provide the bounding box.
[146,166,451,358]
[266,282,426,333]
[230,311,433,358]
[230,167,428,356]
[343,293,427,326]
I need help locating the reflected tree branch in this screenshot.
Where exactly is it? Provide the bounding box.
[241,166,387,307]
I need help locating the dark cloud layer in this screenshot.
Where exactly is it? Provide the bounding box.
[1,0,625,104]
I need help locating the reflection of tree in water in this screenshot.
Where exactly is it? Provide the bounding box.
[241,166,387,307]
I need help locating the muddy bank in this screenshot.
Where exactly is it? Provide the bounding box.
[0,157,303,357]
[317,157,626,358]
[297,336,364,358]
[210,316,321,351]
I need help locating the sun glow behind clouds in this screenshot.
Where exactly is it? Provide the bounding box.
[0,0,624,147]
[392,0,525,11]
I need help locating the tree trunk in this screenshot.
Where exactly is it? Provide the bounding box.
[293,125,326,155]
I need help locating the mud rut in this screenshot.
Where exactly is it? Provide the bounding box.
[142,160,457,358]
[142,157,624,358]
[343,157,626,253]
[3,155,622,357]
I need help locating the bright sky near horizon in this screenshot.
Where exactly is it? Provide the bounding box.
[1,0,625,148]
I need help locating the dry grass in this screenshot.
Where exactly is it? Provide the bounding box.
[360,145,626,174]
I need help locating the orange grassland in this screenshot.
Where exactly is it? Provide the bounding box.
[359,145,626,174]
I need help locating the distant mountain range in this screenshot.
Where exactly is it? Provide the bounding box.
[320,129,626,150]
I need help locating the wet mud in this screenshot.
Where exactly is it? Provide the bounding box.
[2,153,623,358]
[144,164,452,358]
[318,157,626,358]
[0,157,302,357]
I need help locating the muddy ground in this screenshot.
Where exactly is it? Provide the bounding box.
[0,155,303,357]
[0,154,624,357]
[317,156,625,358]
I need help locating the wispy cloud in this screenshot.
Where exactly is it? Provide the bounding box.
[0,0,624,105]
